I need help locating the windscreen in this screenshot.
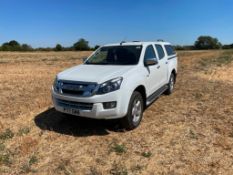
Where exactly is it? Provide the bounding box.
[85,45,142,65]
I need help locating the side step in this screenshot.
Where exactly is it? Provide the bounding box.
[146,85,168,106]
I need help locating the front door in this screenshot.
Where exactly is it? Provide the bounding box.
[144,45,162,96]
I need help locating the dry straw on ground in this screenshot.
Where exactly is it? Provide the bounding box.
[0,50,233,174]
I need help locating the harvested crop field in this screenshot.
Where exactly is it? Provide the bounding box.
[0,50,233,175]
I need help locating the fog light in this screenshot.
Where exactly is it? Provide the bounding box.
[103,101,117,109]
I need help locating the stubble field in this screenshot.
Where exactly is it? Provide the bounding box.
[0,50,233,175]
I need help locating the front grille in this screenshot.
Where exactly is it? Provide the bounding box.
[58,80,97,97]
[56,99,93,110]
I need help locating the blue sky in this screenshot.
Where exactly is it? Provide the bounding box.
[0,0,232,47]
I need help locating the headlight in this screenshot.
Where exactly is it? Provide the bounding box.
[53,76,59,92]
[97,77,123,94]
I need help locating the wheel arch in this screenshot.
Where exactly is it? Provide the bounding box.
[171,69,177,83]
[133,85,147,110]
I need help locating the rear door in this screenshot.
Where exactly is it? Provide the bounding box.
[164,44,177,80]
[155,44,168,86]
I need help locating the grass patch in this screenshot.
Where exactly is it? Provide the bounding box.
[0,153,11,166]
[131,164,143,173]
[88,167,102,175]
[189,129,198,140]
[0,143,5,151]
[110,162,128,175]
[29,155,38,166]
[199,50,233,69]
[20,164,37,174]
[141,151,152,158]
[55,159,74,175]
[0,143,12,166]
[0,129,14,140]
[20,155,38,173]
[17,127,30,136]
[194,92,203,100]
[20,164,32,173]
[110,143,127,154]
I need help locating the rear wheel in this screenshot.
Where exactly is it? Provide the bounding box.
[120,91,144,130]
[164,73,175,95]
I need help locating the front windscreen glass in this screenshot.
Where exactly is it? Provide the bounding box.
[85,45,142,65]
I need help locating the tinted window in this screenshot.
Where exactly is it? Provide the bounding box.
[86,45,142,65]
[144,45,156,61]
[165,45,176,56]
[155,44,165,59]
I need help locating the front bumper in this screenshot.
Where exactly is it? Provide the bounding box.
[51,88,127,119]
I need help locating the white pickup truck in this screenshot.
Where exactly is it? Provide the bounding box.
[52,41,177,130]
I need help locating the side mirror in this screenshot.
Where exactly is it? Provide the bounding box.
[144,59,158,66]
[82,57,87,63]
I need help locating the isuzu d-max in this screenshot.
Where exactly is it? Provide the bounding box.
[52,41,177,130]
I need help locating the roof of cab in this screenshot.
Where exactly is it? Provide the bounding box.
[103,41,171,47]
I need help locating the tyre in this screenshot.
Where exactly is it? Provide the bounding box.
[120,91,144,130]
[164,73,175,95]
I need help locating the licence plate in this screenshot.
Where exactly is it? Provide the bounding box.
[63,107,80,115]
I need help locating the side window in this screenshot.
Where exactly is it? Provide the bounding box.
[144,45,157,61]
[155,44,165,59]
[164,45,176,56]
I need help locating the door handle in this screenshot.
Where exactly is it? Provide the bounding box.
[157,65,160,69]
[165,62,168,64]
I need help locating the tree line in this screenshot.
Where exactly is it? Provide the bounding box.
[0,36,232,52]
[175,36,233,50]
[0,38,100,52]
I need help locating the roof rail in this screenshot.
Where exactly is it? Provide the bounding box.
[132,40,140,42]
[157,39,164,42]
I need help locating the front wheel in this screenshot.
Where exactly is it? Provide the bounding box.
[120,91,144,130]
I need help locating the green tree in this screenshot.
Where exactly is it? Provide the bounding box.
[94,45,100,50]
[222,44,233,49]
[55,44,63,51]
[9,40,21,51]
[21,44,33,51]
[73,38,90,51]
[194,36,222,50]
[1,42,11,51]
[1,40,21,51]
[8,40,20,47]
